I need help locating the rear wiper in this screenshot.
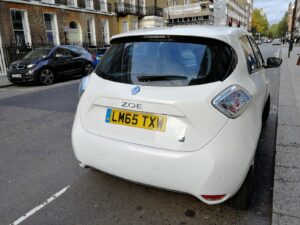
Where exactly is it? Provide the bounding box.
[137,75,188,82]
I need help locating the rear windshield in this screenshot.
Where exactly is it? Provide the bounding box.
[95,36,237,86]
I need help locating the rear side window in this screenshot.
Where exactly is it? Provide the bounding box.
[96,36,237,87]
[248,37,264,68]
[240,36,262,73]
[56,47,72,57]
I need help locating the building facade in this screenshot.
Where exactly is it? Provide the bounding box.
[115,0,166,33]
[0,0,166,75]
[165,0,253,31]
[0,0,118,46]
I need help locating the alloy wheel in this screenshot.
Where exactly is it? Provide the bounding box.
[40,69,54,85]
[85,63,93,75]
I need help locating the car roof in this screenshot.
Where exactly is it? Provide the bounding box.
[111,26,249,43]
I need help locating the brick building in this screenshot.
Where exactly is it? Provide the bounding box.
[0,0,117,46]
[0,0,166,75]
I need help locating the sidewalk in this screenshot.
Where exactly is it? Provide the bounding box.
[0,75,14,88]
[272,47,300,225]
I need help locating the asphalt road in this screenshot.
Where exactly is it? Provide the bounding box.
[0,44,282,225]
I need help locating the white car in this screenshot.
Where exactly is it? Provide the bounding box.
[72,26,282,210]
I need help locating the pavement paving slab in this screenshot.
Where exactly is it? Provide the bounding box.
[272,47,300,225]
[0,75,14,88]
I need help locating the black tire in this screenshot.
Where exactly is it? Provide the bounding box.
[39,68,54,85]
[227,166,254,210]
[262,95,270,122]
[83,63,93,76]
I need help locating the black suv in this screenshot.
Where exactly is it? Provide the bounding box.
[7,45,93,85]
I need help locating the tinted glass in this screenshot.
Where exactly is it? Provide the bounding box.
[248,36,264,68]
[24,48,51,59]
[69,46,80,57]
[240,36,259,73]
[56,48,72,57]
[96,36,236,87]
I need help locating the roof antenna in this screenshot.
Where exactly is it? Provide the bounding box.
[166,0,172,27]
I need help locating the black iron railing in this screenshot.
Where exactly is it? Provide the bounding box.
[144,6,163,17]
[115,3,139,15]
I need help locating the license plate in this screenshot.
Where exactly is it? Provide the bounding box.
[12,74,22,78]
[105,108,167,132]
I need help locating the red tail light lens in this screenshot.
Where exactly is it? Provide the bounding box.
[201,195,226,201]
[212,85,252,118]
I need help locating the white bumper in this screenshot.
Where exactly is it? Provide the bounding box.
[72,110,259,205]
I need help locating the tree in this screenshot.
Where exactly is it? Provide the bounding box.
[251,8,269,36]
[268,23,279,38]
[277,12,288,38]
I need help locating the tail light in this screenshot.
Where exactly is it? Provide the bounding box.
[212,85,252,118]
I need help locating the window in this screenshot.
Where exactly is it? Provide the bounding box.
[85,0,94,9]
[122,21,129,33]
[248,36,264,68]
[55,47,72,57]
[11,10,31,45]
[69,21,78,29]
[100,0,108,12]
[184,0,190,5]
[96,36,237,87]
[87,18,96,46]
[44,13,59,45]
[101,19,110,45]
[69,46,81,57]
[67,0,77,7]
[240,36,259,73]
[131,21,138,30]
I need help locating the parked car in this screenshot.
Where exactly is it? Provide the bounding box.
[72,26,282,210]
[91,47,109,67]
[255,39,262,45]
[272,38,281,45]
[7,45,93,85]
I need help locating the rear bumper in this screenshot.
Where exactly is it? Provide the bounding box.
[72,110,259,205]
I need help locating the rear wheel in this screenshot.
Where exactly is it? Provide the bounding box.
[39,68,54,85]
[227,165,254,210]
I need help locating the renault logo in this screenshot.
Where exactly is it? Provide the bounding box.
[131,86,140,95]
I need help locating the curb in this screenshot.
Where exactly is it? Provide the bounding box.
[0,83,15,88]
[0,75,15,88]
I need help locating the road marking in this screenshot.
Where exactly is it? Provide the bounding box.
[274,49,281,58]
[9,185,70,225]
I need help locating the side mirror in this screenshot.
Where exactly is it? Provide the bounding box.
[266,57,282,68]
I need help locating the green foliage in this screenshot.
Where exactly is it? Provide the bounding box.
[268,24,279,38]
[266,12,288,38]
[251,9,269,36]
[277,12,288,37]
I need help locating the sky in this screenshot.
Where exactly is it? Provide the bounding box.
[254,0,292,24]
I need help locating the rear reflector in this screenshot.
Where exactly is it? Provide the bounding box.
[201,195,226,201]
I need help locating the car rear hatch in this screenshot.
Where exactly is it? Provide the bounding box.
[79,75,229,152]
[78,35,237,152]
